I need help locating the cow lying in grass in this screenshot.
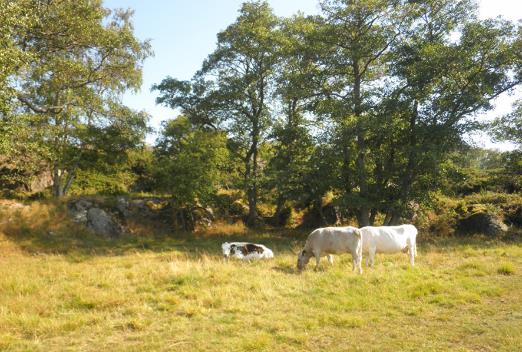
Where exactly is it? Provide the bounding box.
[297,226,363,273]
[360,224,418,267]
[221,242,274,261]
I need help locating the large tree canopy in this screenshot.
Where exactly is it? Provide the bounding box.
[154,0,521,227]
[2,0,152,197]
[155,1,280,225]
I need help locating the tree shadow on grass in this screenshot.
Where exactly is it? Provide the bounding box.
[272,264,300,275]
[418,231,522,253]
[4,206,518,261]
[1,220,309,261]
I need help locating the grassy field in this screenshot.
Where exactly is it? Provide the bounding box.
[1,208,521,351]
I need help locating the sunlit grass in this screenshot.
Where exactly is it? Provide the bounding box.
[497,262,516,276]
[0,205,521,351]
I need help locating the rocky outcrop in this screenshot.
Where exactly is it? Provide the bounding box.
[68,198,92,224]
[86,207,122,238]
[28,170,53,193]
[0,156,52,195]
[67,196,215,235]
[68,198,123,237]
[457,212,508,236]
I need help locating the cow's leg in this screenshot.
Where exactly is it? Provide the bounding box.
[407,239,415,266]
[327,254,334,265]
[314,251,321,270]
[368,246,376,267]
[352,249,363,274]
[409,246,415,266]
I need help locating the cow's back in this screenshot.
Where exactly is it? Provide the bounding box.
[308,227,359,254]
[362,225,415,253]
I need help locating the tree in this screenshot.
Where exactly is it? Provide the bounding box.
[0,0,35,164]
[313,0,409,226]
[155,1,280,225]
[0,0,33,114]
[12,0,151,197]
[384,1,521,223]
[307,0,521,226]
[154,116,228,229]
[264,14,320,216]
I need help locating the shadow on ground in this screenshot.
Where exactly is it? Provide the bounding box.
[2,206,520,261]
[1,222,309,261]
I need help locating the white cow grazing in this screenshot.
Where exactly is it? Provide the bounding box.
[297,226,363,274]
[360,224,418,267]
[222,242,274,261]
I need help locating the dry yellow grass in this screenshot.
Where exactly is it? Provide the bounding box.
[0,202,521,351]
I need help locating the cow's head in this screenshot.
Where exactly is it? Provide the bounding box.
[221,242,232,258]
[297,249,312,271]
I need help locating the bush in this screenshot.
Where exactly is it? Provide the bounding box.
[211,190,248,220]
[424,192,520,237]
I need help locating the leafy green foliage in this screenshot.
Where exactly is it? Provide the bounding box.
[5,0,152,197]
[1,0,521,232]
[154,116,229,206]
[492,100,522,148]
[0,0,34,114]
[154,1,280,225]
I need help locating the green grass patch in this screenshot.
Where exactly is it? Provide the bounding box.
[0,230,521,351]
[497,262,516,275]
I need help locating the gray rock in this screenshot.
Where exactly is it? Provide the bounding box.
[71,199,93,212]
[116,196,130,218]
[68,199,92,224]
[70,209,87,223]
[457,212,508,236]
[86,207,121,237]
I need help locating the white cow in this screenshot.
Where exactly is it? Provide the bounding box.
[221,242,274,261]
[297,226,363,273]
[360,224,418,267]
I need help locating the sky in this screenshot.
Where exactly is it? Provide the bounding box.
[103,0,521,149]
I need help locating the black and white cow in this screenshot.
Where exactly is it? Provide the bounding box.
[221,242,274,260]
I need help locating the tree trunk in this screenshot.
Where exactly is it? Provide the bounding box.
[246,187,258,225]
[315,198,327,225]
[398,101,419,214]
[353,61,370,227]
[369,208,378,226]
[389,211,400,226]
[245,122,259,227]
[52,164,77,197]
[62,167,77,196]
[52,164,64,198]
[357,207,370,227]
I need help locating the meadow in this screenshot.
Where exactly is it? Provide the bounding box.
[1,214,521,352]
